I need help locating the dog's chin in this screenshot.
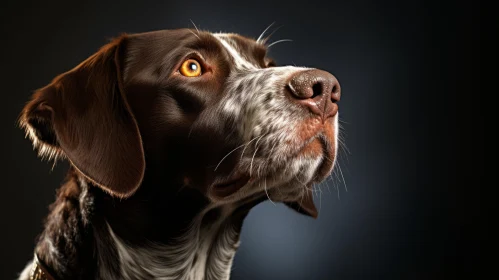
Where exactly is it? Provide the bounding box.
[209,135,337,208]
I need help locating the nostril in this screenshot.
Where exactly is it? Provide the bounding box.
[311,83,323,99]
[332,85,339,94]
[331,85,339,103]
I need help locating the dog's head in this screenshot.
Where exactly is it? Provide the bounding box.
[20,29,341,218]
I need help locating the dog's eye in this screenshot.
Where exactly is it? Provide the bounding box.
[180,59,202,77]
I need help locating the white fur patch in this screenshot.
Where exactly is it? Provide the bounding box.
[17,260,33,280]
[215,34,258,70]
[105,206,239,280]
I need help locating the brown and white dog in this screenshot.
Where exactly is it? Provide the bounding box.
[18,29,341,280]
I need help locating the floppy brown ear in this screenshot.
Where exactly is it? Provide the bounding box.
[19,35,145,198]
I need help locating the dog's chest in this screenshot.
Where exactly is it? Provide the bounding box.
[105,208,240,280]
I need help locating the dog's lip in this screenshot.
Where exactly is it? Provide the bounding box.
[315,138,335,181]
[292,132,335,182]
[211,173,252,198]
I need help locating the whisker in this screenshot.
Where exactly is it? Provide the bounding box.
[338,120,351,156]
[265,143,287,197]
[264,177,276,205]
[318,185,322,211]
[188,29,200,40]
[298,191,306,209]
[260,25,282,45]
[256,22,275,44]
[313,184,322,197]
[249,136,264,176]
[294,173,307,187]
[337,163,347,192]
[240,135,263,162]
[268,138,279,162]
[324,154,348,199]
[328,159,342,199]
[325,175,333,194]
[214,140,256,171]
[190,19,201,34]
[267,39,293,49]
[338,138,351,156]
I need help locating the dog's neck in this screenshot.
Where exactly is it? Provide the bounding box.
[29,169,261,280]
[104,205,242,280]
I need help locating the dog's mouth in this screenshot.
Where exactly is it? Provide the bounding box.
[208,116,338,216]
[210,133,335,199]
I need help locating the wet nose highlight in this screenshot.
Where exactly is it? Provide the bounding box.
[287,69,341,120]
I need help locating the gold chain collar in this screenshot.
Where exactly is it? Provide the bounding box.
[29,254,56,280]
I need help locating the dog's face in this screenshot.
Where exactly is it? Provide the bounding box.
[20,29,340,217]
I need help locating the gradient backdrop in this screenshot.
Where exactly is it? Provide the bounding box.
[0,0,481,279]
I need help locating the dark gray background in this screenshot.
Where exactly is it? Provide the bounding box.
[0,0,482,279]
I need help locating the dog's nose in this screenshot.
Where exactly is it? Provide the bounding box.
[287,69,341,120]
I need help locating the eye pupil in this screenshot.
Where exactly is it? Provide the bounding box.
[189,63,198,71]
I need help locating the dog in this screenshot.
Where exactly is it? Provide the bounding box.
[18,28,341,280]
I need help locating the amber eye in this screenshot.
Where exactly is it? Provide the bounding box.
[179,59,202,77]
